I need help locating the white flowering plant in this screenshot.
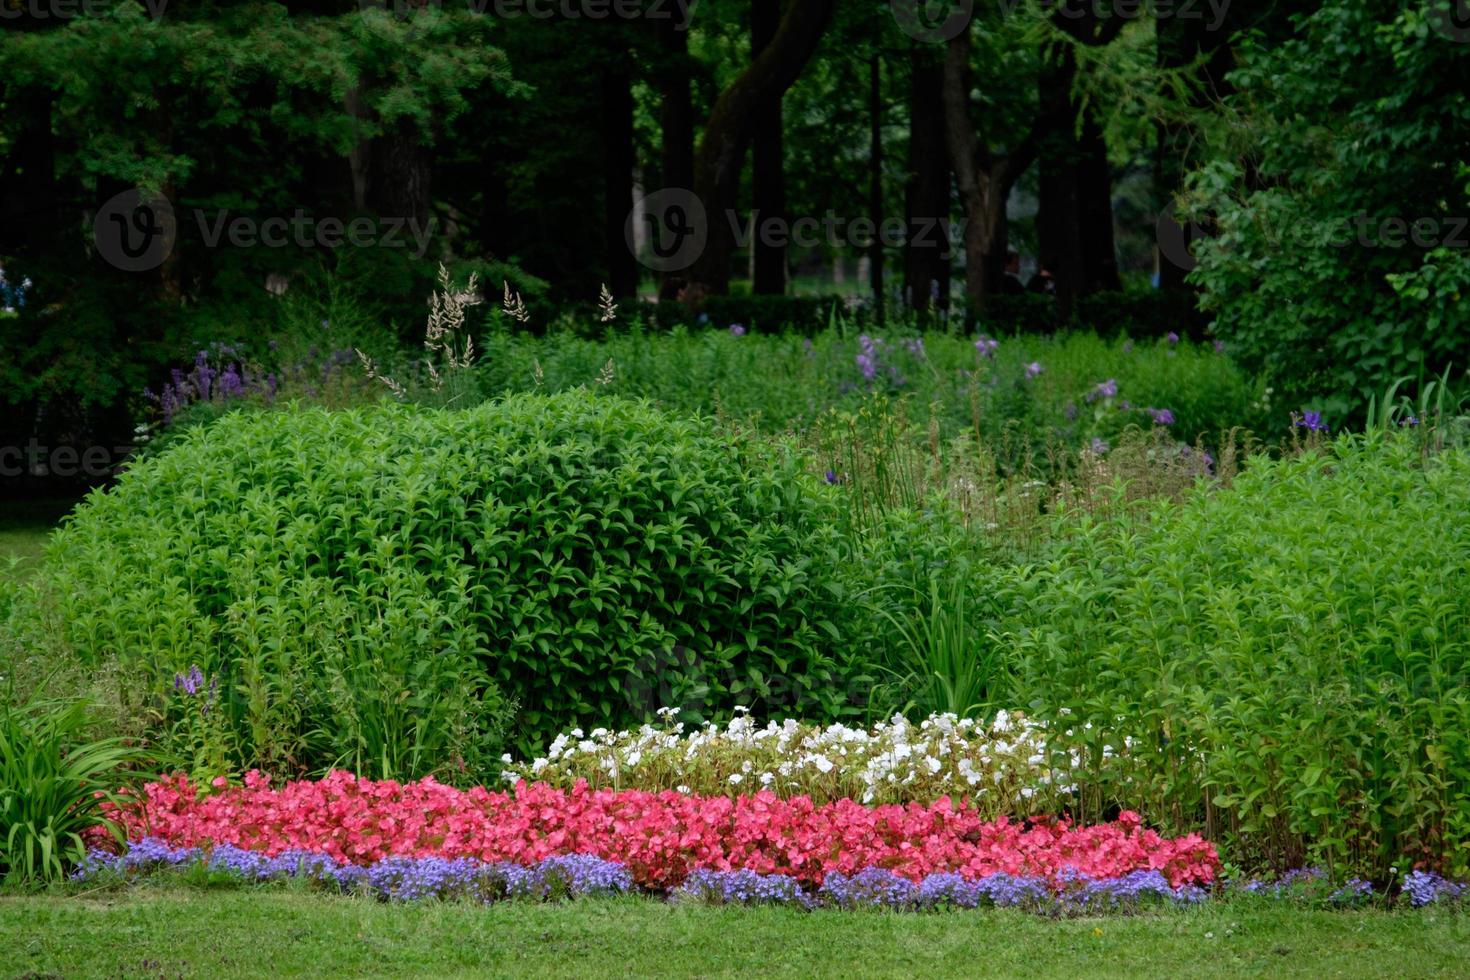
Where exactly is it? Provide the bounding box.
[501,708,1136,813]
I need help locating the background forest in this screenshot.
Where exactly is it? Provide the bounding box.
[4,0,1467,489]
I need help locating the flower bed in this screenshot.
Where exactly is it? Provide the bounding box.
[76,838,1209,913]
[500,709,1122,810]
[106,772,1219,890]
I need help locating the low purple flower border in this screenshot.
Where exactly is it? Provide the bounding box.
[79,839,1468,913]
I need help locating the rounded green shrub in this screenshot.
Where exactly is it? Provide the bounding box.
[34,391,861,771]
[996,433,1470,879]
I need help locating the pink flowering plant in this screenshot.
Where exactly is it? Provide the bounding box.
[99,771,1221,892]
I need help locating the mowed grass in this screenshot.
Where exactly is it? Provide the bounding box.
[2,890,1467,979]
[0,497,74,578]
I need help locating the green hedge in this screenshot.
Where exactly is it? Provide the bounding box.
[30,391,867,771]
[995,433,1470,878]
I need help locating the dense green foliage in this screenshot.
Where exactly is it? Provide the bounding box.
[994,433,1470,879]
[25,391,875,762]
[1187,1,1470,416]
[0,5,518,449]
[463,325,1265,450]
[0,693,150,886]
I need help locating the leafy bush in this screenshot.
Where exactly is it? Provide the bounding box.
[0,693,151,886]
[995,433,1470,879]
[27,391,866,764]
[1186,1,1470,417]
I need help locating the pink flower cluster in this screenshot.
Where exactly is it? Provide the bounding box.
[107,772,1219,889]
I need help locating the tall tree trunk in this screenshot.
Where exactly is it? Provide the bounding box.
[657,18,696,300]
[1036,49,1083,318]
[368,121,432,233]
[0,93,58,260]
[602,63,639,298]
[868,54,885,320]
[1154,13,1233,292]
[1036,7,1125,319]
[904,49,950,314]
[1077,115,1119,293]
[942,25,1041,320]
[685,0,833,303]
[751,0,788,296]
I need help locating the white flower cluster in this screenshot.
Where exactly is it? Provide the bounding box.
[502,708,1126,811]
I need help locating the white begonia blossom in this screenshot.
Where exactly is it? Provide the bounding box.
[497,707,1134,811]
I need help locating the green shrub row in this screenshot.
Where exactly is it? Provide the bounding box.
[990,433,1470,879]
[20,391,885,774]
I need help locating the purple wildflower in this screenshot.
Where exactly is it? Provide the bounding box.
[856,340,878,380]
[1086,379,1118,402]
[1296,410,1329,433]
[973,335,999,358]
[173,665,205,696]
[1147,407,1175,426]
[1404,870,1467,907]
[676,869,814,908]
[1024,361,1043,379]
[729,323,746,336]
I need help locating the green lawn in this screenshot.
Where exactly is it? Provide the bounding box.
[2,891,1467,978]
[0,497,74,578]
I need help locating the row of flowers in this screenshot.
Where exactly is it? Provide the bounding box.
[104,771,1218,890]
[499,709,1123,810]
[76,838,1210,913]
[77,839,1469,912]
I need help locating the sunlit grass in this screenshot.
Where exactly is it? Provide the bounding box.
[2,889,1467,979]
